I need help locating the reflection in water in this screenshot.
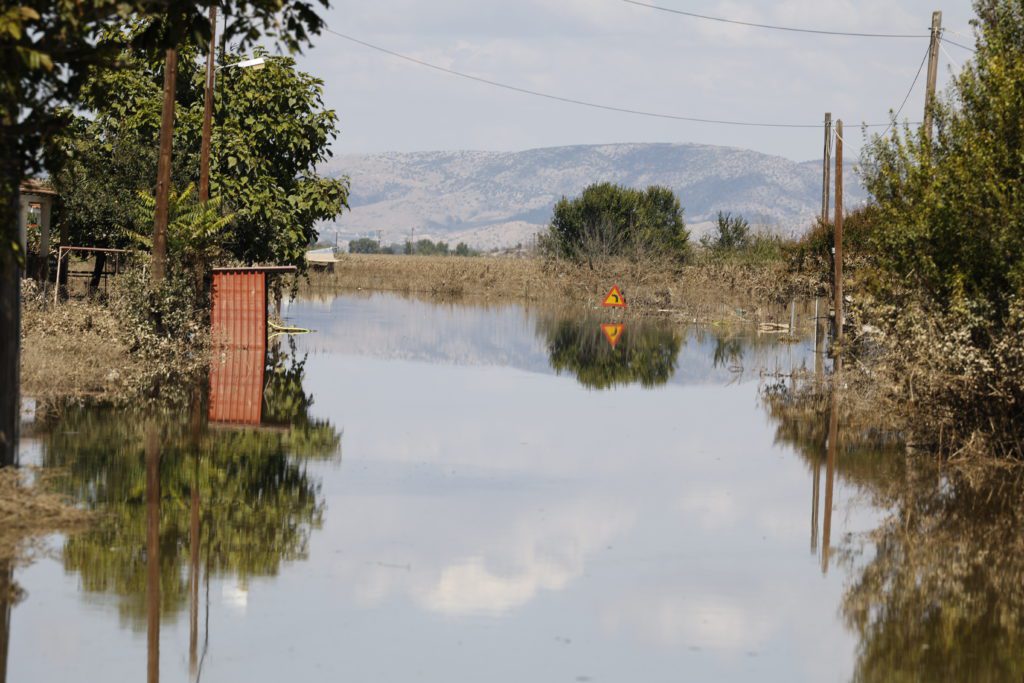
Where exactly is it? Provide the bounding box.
[35,341,340,681]
[538,315,682,389]
[763,361,1024,680]
[145,425,160,683]
[843,462,1024,681]
[0,560,11,683]
[12,294,1024,681]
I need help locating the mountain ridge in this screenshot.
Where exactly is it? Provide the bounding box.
[320,142,865,249]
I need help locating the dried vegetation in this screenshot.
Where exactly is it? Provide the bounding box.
[302,253,816,325]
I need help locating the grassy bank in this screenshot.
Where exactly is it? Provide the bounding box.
[302,253,819,325]
[19,269,208,406]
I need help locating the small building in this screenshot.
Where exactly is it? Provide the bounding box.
[18,179,57,280]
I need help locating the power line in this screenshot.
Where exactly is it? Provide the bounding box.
[325,28,910,129]
[940,36,976,53]
[325,28,819,128]
[621,0,930,39]
[879,43,931,138]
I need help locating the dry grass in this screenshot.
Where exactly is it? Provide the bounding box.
[302,254,817,325]
[20,290,148,402]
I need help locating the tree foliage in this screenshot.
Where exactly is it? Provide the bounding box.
[540,182,689,262]
[862,0,1024,327]
[49,40,348,270]
[130,183,232,269]
[348,237,380,254]
[1,0,331,463]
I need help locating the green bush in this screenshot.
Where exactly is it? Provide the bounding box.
[540,182,689,262]
[701,211,750,251]
[348,237,381,254]
[861,0,1024,328]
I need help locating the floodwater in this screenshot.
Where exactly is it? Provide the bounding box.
[6,293,1024,682]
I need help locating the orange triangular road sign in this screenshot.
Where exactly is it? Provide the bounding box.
[602,285,626,308]
[601,323,625,349]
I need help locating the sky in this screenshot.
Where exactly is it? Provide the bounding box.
[291,0,977,162]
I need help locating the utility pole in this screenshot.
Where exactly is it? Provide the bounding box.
[833,119,844,348]
[821,113,832,224]
[151,47,178,284]
[924,11,942,142]
[199,5,218,203]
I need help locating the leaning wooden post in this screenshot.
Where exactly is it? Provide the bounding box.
[833,119,844,348]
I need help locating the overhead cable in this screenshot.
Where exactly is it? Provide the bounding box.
[879,43,931,138]
[325,29,912,129]
[939,36,977,52]
[621,0,929,38]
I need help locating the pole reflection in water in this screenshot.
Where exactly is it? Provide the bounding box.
[821,389,838,575]
[188,385,203,680]
[810,449,821,554]
[145,424,161,683]
[0,559,11,683]
[811,298,825,554]
[820,355,843,575]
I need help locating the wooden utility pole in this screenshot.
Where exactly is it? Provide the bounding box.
[199,6,218,203]
[833,119,844,347]
[151,48,179,284]
[821,113,832,223]
[924,11,942,142]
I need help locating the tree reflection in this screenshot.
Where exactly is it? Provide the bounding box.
[538,315,682,389]
[38,343,340,632]
[763,376,1024,680]
[843,463,1024,682]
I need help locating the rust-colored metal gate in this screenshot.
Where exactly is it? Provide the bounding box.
[211,269,267,349]
[209,268,267,425]
[208,270,266,423]
[208,266,295,425]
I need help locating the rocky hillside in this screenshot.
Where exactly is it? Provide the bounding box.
[321,143,865,249]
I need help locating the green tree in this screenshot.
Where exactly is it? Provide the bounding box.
[407,238,449,256]
[454,242,474,257]
[51,42,348,271]
[348,237,380,254]
[1,0,331,466]
[862,0,1024,326]
[540,182,689,263]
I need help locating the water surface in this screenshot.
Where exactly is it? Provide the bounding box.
[6,292,1021,682]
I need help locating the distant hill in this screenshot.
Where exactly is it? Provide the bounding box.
[320,143,865,249]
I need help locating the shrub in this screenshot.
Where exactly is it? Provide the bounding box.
[861,0,1024,328]
[348,238,381,254]
[701,211,750,251]
[540,182,689,262]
